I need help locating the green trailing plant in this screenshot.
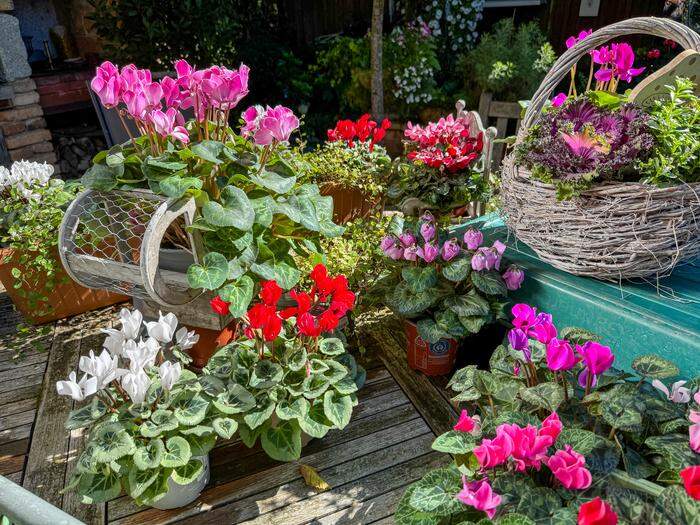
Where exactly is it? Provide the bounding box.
[460,19,552,102]
[204,269,364,461]
[57,309,215,506]
[0,161,80,316]
[636,77,700,186]
[379,215,523,343]
[395,303,700,524]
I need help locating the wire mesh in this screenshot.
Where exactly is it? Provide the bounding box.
[63,190,165,298]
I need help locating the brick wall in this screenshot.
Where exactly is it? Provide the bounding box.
[0,77,56,167]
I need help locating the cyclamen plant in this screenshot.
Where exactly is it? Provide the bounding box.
[389,111,487,214]
[396,304,700,524]
[55,308,223,506]
[86,60,343,313]
[203,265,365,461]
[381,213,523,343]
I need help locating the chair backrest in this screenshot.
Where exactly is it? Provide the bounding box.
[477,92,522,170]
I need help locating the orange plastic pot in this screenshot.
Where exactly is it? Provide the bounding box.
[0,247,127,325]
[320,183,382,224]
[404,319,458,376]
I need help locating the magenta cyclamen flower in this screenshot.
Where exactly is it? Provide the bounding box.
[529,313,557,345]
[404,245,419,261]
[498,423,553,472]
[593,42,645,83]
[456,479,502,519]
[565,29,592,49]
[474,433,513,469]
[511,303,537,330]
[551,93,568,107]
[90,61,122,108]
[577,341,615,387]
[546,338,579,371]
[417,243,439,263]
[463,228,483,250]
[201,64,249,110]
[540,412,562,442]
[508,328,529,352]
[502,265,524,291]
[148,108,189,144]
[242,104,299,145]
[441,239,461,261]
[453,409,480,434]
[546,445,592,490]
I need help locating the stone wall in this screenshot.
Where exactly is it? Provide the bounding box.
[0,77,56,166]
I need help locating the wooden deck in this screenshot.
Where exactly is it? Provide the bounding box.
[0,293,459,524]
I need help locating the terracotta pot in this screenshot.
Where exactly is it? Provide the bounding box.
[320,184,382,225]
[0,247,127,325]
[403,319,458,376]
[187,320,237,368]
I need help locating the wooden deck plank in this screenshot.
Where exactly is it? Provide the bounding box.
[0,351,49,370]
[109,418,430,524]
[176,432,436,524]
[22,320,84,508]
[0,396,38,418]
[0,453,25,476]
[0,382,42,405]
[0,437,29,457]
[0,361,48,382]
[0,372,45,394]
[317,485,410,524]
[238,452,444,525]
[0,408,36,430]
[0,422,31,444]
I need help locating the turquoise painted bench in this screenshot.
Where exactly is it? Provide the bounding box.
[456,214,700,378]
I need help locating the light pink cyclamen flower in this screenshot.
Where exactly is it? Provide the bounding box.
[148,108,189,144]
[242,105,300,145]
[441,239,461,262]
[689,410,700,453]
[471,250,488,272]
[420,221,436,242]
[456,478,501,519]
[403,245,418,261]
[652,380,691,403]
[463,228,483,250]
[453,409,481,434]
[122,90,149,121]
[502,265,524,291]
[201,64,249,110]
[380,236,404,260]
[546,445,592,490]
[399,232,416,247]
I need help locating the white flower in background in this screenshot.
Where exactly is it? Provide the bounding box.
[124,338,160,372]
[79,349,126,389]
[158,361,182,391]
[121,369,151,404]
[101,328,126,356]
[652,379,691,403]
[175,326,199,350]
[1,161,54,200]
[146,311,178,343]
[56,371,98,401]
[119,308,143,340]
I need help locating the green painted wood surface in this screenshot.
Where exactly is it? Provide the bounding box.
[455,214,700,378]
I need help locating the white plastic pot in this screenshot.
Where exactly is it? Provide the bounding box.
[151,455,210,510]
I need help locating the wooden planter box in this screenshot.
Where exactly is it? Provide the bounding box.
[320,183,382,224]
[0,247,127,325]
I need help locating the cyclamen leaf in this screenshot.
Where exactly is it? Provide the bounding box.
[298,402,332,439]
[323,390,353,429]
[127,467,158,499]
[520,382,564,412]
[276,397,309,421]
[243,399,275,430]
[394,484,441,525]
[133,439,165,471]
[191,140,223,164]
[187,252,229,290]
[409,468,463,515]
[213,417,238,440]
[202,185,255,230]
[471,270,507,296]
[402,267,438,293]
[249,260,301,290]
[441,256,471,282]
[319,338,345,356]
[261,419,302,461]
[78,470,122,504]
[431,431,476,455]
[92,423,135,464]
[250,169,297,194]
[159,176,202,198]
[218,276,254,317]
[186,433,217,457]
[161,436,191,468]
[172,459,204,485]
[632,354,679,379]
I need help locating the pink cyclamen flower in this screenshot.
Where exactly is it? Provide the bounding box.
[474,432,513,469]
[420,221,436,242]
[148,108,189,143]
[546,338,579,371]
[160,75,183,109]
[90,61,122,108]
[441,239,461,262]
[463,228,483,250]
[380,236,403,260]
[399,232,416,247]
[453,409,480,434]
[122,90,148,121]
[540,412,563,442]
[593,42,645,84]
[404,245,418,261]
[201,64,249,110]
[502,265,524,291]
[456,479,501,519]
[565,29,592,49]
[244,104,300,145]
[689,411,700,453]
[511,303,537,331]
[529,313,557,345]
[577,341,614,388]
[652,380,691,403]
[471,250,488,271]
[508,328,529,352]
[546,445,592,490]
[417,243,439,263]
[551,92,568,107]
[498,423,553,471]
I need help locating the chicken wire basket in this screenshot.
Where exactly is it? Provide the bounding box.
[58,189,203,308]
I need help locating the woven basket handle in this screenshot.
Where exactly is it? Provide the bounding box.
[518,17,700,142]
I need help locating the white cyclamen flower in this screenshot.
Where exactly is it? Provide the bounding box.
[101,328,126,356]
[124,338,160,372]
[652,379,691,403]
[121,369,151,404]
[146,311,178,343]
[79,349,126,389]
[56,371,98,401]
[158,361,182,392]
[119,308,143,340]
[175,326,199,350]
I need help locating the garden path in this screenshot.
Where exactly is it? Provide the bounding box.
[0,294,457,524]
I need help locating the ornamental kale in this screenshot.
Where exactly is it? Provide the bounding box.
[516,96,654,199]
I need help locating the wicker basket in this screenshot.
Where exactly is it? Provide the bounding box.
[501,17,700,280]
